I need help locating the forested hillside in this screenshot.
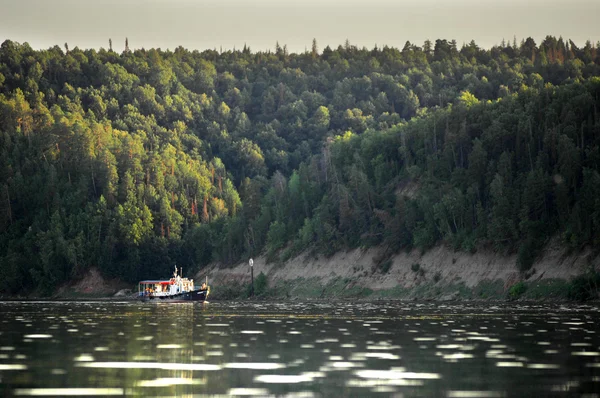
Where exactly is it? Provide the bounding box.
[1,37,599,295]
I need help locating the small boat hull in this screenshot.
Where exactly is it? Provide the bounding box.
[140,289,209,303]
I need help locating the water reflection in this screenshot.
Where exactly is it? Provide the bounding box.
[0,301,599,396]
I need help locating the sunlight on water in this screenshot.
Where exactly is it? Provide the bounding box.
[73,354,94,362]
[414,337,436,341]
[571,351,600,356]
[447,391,505,397]
[355,369,441,380]
[322,361,364,369]
[527,363,560,369]
[1,301,600,396]
[0,364,27,370]
[135,378,205,387]
[224,362,286,369]
[346,378,424,387]
[156,344,183,349]
[496,362,524,367]
[14,388,124,396]
[441,353,475,360]
[23,334,52,339]
[254,374,315,383]
[352,352,400,360]
[227,388,271,396]
[77,362,222,370]
[131,355,154,361]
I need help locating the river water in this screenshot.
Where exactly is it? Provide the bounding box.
[0,301,599,397]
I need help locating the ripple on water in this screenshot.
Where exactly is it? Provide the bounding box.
[23,334,52,339]
[156,344,183,349]
[441,353,474,361]
[227,388,270,396]
[527,363,560,369]
[77,362,222,371]
[354,369,441,380]
[73,354,94,362]
[447,391,506,397]
[322,361,364,370]
[253,374,318,384]
[571,351,600,356]
[14,388,123,396]
[496,362,524,367]
[224,362,286,370]
[352,352,400,360]
[135,377,205,387]
[366,344,401,350]
[0,364,27,370]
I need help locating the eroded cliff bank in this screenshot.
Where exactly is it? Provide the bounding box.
[196,243,600,301]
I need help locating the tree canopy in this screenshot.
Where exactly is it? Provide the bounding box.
[1,36,599,294]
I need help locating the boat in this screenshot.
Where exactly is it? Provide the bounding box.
[138,265,209,302]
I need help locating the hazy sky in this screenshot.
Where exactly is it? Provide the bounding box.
[1,0,597,53]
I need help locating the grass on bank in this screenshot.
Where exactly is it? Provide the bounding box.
[208,268,600,302]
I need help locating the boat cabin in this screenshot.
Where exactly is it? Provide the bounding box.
[138,266,195,298]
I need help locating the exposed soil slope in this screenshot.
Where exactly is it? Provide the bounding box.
[197,243,599,300]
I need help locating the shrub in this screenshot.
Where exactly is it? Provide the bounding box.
[508,281,527,299]
[254,272,268,296]
[411,263,420,272]
[378,259,392,274]
[567,270,600,301]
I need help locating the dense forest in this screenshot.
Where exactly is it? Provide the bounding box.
[0,36,599,295]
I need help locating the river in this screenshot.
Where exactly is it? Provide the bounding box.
[0,301,599,397]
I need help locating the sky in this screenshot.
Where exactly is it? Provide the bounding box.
[0,0,598,53]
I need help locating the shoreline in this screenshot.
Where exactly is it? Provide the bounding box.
[198,243,600,301]
[16,242,597,302]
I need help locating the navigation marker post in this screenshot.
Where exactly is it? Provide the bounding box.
[249,258,254,297]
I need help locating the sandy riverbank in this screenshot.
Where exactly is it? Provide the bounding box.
[50,242,600,301]
[195,242,599,301]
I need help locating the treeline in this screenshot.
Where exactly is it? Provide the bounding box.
[0,36,599,294]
